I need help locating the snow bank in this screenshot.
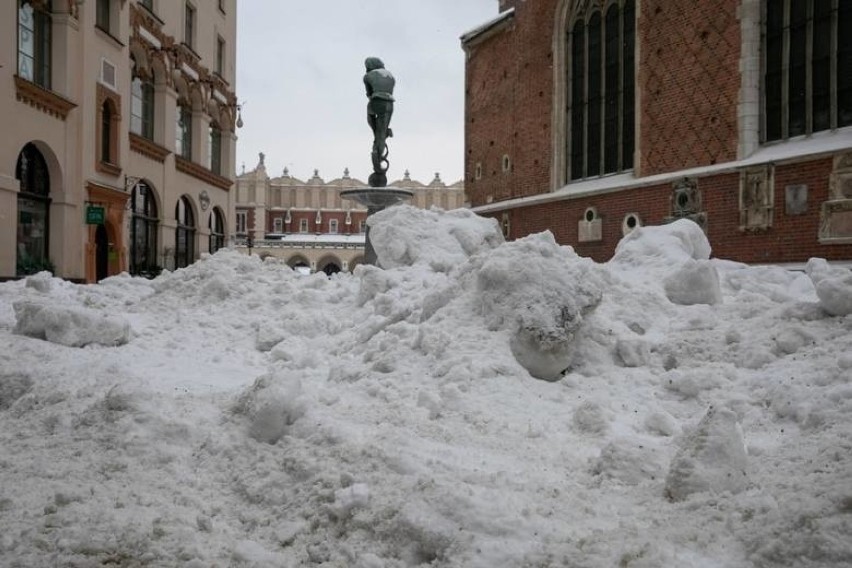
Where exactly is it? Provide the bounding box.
[13,300,131,347]
[1,208,851,567]
[806,258,852,316]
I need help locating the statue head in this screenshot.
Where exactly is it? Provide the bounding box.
[365,57,385,72]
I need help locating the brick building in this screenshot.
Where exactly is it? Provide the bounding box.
[234,154,465,274]
[1,0,239,282]
[462,0,852,264]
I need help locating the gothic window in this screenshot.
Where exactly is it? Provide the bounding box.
[15,143,51,275]
[209,207,225,253]
[18,1,51,89]
[568,0,635,181]
[175,196,196,269]
[130,181,159,276]
[764,0,852,142]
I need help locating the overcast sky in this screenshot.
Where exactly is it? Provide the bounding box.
[235,1,498,185]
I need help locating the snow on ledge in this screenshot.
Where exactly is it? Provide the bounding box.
[473,126,852,214]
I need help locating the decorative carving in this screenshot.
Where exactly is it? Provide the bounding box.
[14,75,77,120]
[175,156,233,191]
[129,133,170,162]
[819,152,852,243]
[578,206,602,242]
[739,166,774,231]
[665,177,707,231]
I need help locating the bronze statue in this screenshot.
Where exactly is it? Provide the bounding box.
[364,57,395,187]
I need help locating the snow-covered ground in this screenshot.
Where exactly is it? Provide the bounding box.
[1,206,850,568]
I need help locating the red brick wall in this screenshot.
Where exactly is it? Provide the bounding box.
[464,0,557,207]
[638,0,741,176]
[502,158,852,263]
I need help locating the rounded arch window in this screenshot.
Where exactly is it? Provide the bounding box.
[175,195,196,269]
[15,143,51,275]
[209,206,226,254]
[130,181,160,277]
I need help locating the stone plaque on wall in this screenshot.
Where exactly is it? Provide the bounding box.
[785,184,808,215]
[739,166,774,231]
[819,152,852,244]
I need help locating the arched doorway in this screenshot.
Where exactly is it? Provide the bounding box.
[322,262,341,276]
[95,224,109,281]
[15,143,52,275]
[130,181,159,277]
[175,195,196,269]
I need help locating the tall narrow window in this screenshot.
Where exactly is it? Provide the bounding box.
[176,104,192,159]
[209,207,225,253]
[329,219,339,234]
[96,0,110,32]
[130,74,154,139]
[175,196,195,269]
[130,181,159,277]
[567,0,634,181]
[101,101,113,163]
[208,124,222,174]
[216,36,225,75]
[184,2,195,48]
[15,143,51,275]
[235,210,247,234]
[18,1,52,89]
[763,0,851,142]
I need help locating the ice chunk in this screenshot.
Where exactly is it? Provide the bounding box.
[13,301,131,347]
[806,258,852,316]
[664,260,722,305]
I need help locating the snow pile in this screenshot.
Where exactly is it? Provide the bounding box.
[370,205,504,271]
[806,257,852,316]
[1,206,851,567]
[13,300,131,347]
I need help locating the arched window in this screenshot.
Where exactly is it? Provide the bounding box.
[175,196,195,268]
[15,143,51,275]
[209,207,225,253]
[18,0,52,89]
[764,0,852,141]
[130,181,159,277]
[568,0,635,181]
[130,59,155,140]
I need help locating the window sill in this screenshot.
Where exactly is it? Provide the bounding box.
[97,160,122,177]
[14,76,77,120]
[95,25,125,48]
[175,155,233,190]
[180,42,202,62]
[138,4,165,26]
[129,133,171,163]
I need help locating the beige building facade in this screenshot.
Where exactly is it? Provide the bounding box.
[1,0,239,282]
[235,155,466,273]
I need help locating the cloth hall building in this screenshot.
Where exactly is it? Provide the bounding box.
[1,0,239,282]
[463,0,852,264]
[235,155,465,274]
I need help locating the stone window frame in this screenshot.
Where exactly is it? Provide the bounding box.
[96,83,122,177]
[235,210,247,234]
[209,206,226,253]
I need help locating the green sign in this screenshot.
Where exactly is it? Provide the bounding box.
[86,206,105,225]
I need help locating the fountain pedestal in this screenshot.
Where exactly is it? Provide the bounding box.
[340,186,413,266]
